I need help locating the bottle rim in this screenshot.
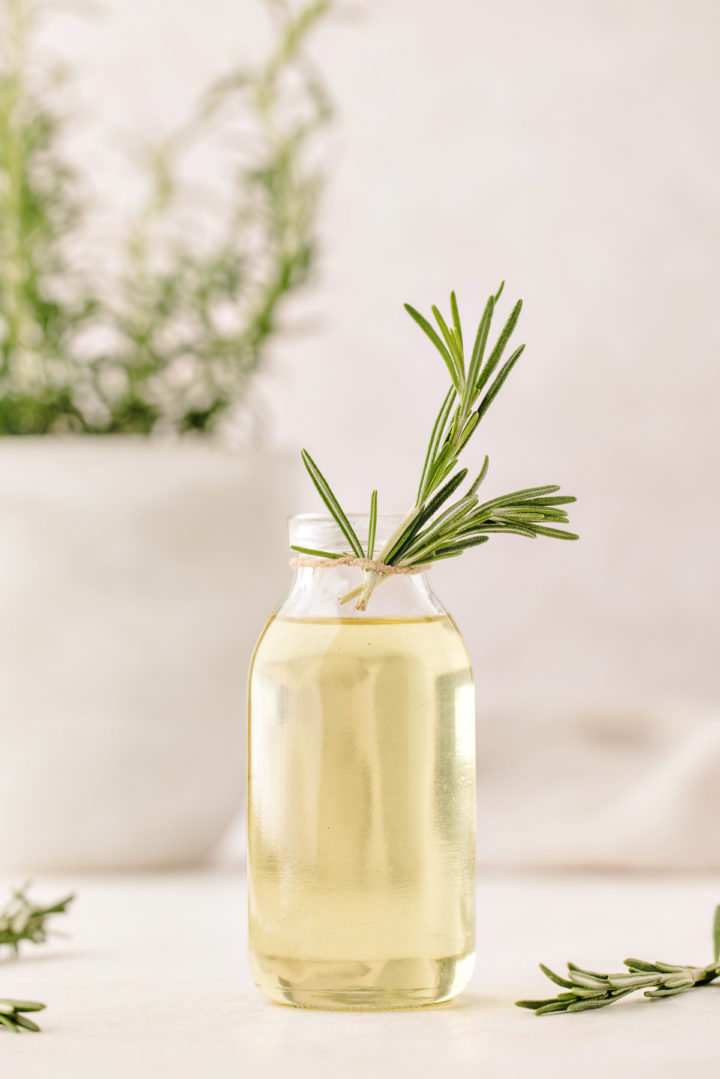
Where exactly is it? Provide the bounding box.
[288,512,406,555]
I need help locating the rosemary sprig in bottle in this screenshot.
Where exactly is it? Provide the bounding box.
[517,903,720,1015]
[294,284,578,609]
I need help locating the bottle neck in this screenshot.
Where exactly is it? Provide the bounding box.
[282,514,445,621]
[280,563,443,620]
[288,512,409,559]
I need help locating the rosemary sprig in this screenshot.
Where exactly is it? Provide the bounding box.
[0,999,45,1034]
[0,883,74,1034]
[294,285,578,609]
[516,903,720,1015]
[0,883,74,954]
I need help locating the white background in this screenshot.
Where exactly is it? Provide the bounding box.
[51,0,720,711]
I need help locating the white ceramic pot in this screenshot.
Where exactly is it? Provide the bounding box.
[0,438,296,870]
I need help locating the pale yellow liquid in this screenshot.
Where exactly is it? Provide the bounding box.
[247,615,476,1009]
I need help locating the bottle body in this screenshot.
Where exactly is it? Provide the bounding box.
[247,515,476,1009]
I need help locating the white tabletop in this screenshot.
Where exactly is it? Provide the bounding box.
[1,870,717,1077]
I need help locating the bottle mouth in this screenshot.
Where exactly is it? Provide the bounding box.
[288,513,406,555]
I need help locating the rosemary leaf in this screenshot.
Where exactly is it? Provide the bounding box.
[0,1000,45,1013]
[367,490,378,560]
[476,343,525,421]
[624,959,661,973]
[470,523,538,538]
[536,1001,572,1015]
[522,494,577,506]
[430,535,489,556]
[450,290,464,355]
[404,303,461,391]
[473,300,523,404]
[538,964,575,990]
[432,304,464,378]
[290,545,345,560]
[468,456,490,496]
[411,547,463,564]
[464,295,494,415]
[474,485,562,516]
[300,450,364,558]
[530,525,580,541]
[455,412,480,454]
[417,387,456,503]
[11,1014,41,1033]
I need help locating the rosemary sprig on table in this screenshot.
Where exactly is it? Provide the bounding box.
[0,883,74,954]
[294,284,578,609]
[0,999,45,1034]
[516,904,720,1015]
[0,884,74,1034]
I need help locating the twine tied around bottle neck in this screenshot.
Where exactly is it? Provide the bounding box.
[289,555,427,576]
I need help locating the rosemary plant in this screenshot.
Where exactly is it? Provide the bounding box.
[517,904,720,1015]
[0,883,74,1034]
[0,0,332,435]
[0,0,99,434]
[294,285,578,609]
[104,0,332,435]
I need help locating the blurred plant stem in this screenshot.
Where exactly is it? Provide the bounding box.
[0,0,95,431]
[0,0,27,368]
[0,0,333,435]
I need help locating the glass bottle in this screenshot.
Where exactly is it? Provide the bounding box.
[247,513,476,1009]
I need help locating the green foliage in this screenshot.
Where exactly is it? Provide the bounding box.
[0,998,45,1034]
[517,904,720,1015]
[294,287,578,609]
[0,883,75,1033]
[0,881,74,953]
[0,0,98,433]
[0,0,332,434]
